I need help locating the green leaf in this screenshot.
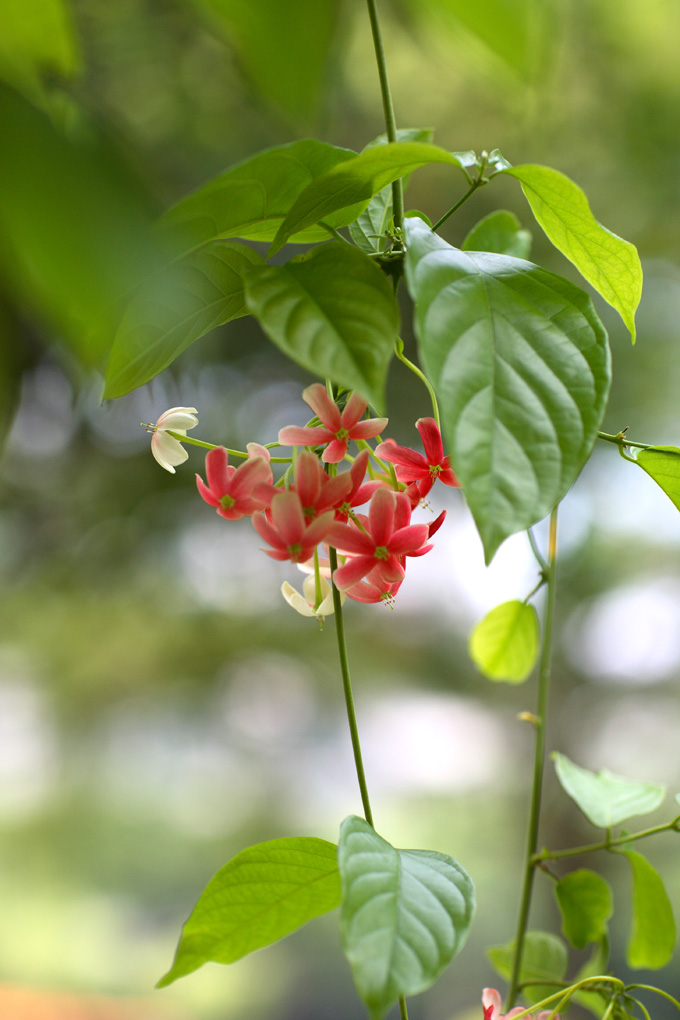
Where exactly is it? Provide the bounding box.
[553,752,666,828]
[462,210,532,259]
[468,600,539,683]
[338,815,475,1020]
[555,869,613,949]
[269,142,466,256]
[104,241,263,399]
[572,937,611,1016]
[503,164,643,342]
[487,931,567,1006]
[190,0,341,122]
[625,850,676,969]
[161,139,359,256]
[158,836,341,987]
[404,217,611,563]
[635,446,680,512]
[363,127,435,151]
[0,0,80,93]
[245,243,399,411]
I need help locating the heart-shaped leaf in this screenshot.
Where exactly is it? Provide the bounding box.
[160,139,358,255]
[487,930,568,1006]
[338,815,475,1020]
[625,850,676,969]
[158,836,341,987]
[462,210,532,259]
[104,240,264,398]
[245,243,399,411]
[469,600,539,683]
[555,869,613,949]
[553,752,666,828]
[635,446,680,512]
[503,164,643,342]
[404,217,611,562]
[269,142,466,255]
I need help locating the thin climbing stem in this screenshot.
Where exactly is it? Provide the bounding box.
[534,816,680,863]
[507,505,559,1010]
[164,431,291,462]
[365,0,404,233]
[394,338,441,427]
[432,178,484,232]
[597,430,651,451]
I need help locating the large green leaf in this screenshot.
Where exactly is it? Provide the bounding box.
[468,600,539,683]
[462,210,532,259]
[404,217,611,562]
[625,850,676,969]
[635,446,680,512]
[190,0,341,122]
[555,869,613,949]
[161,139,359,255]
[269,142,466,255]
[244,243,399,411]
[104,241,263,399]
[338,815,474,1020]
[487,930,567,1006]
[553,752,666,828]
[503,164,643,342]
[158,836,341,987]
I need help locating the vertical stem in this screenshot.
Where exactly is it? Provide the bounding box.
[329,546,375,828]
[365,0,404,233]
[507,506,559,1009]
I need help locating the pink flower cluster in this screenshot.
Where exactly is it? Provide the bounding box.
[195,383,459,609]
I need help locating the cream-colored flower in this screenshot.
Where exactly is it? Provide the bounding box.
[281,575,343,619]
[145,407,198,473]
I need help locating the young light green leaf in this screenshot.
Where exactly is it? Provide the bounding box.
[244,243,398,411]
[363,127,435,150]
[468,600,539,683]
[635,446,680,512]
[160,139,358,256]
[0,0,80,91]
[553,752,666,828]
[462,210,532,259]
[339,815,474,1020]
[105,241,263,399]
[158,836,341,987]
[404,217,611,563]
[625,850,676,969]
[269,142,466,255]
[503,164,643,342]
[487,931,567,1006]
[555,869,613,949]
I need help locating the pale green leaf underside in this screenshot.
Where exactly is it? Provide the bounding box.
[504,164,643,342]
[105,240,263,398]
[160,139,359,256]
[555,869,613,949]
[553,752,666,828]
[269,142,465,255]
[625,850,676,969]
[158,836,341,987]
[488,930,567,1006]
[404,217,611,563]
[462,209,532,259]
[339,815,474,1020]
[636,446,680,512]
[244,243,399,412]
[469,600,539,682]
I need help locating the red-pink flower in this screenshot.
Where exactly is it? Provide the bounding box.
[328,488,429,589]
[334,450,381,521]
[196,444,272,520]
[278,384,388,464]
[376,417,458,498]
[252,491,335,563]
[344,567,403,605]
[482,989,559,1020]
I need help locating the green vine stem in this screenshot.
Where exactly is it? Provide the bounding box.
[164,430,291,463]
[394,338,441,427]
[365,0,404,234]
[597,430,652,451]
[534,816,680,863]
[507,505,559,1010]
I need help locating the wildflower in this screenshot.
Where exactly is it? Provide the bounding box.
[253,491,335,563]
[196,445,273,520]
[376,417,458,498]
[334,450,382,521]
[145,406,198,474]
[278,384,388,463]
[482,989,559,1020]
[327,488,429,589]
[281,575,344,618]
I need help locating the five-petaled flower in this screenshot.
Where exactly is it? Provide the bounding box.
[482,989,559,1020]
[146,406,199,474]
[278,384,388,463]
[196,445,273,520]
[253,491,335,563]
[281,574,343,619]
[376,417,458,499]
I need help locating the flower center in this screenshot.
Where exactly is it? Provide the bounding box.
[219,494,236,509]
[287,543,302,559]
[303,505,317,519]
[429,463,443,477]
[335,427,349,441]
[374,545,389,560]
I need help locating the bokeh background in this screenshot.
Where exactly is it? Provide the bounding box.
[1,1,680,1018]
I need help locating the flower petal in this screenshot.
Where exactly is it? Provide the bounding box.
[270,491,305,545]
[196,474,220,507]
[151,431,188,473]
[388,523,429,555]
[294,450,323,508]
[156,407,199,431]
[205,446,232,494]
[303,383,341,431]
[350,417,389,440]
[333,555,376,590]
[278,425,332,447]
[375,439,428,473]
[368,488,396,545]
[327,522,375,555]
[281,581,316,617]
[321,438,348,463]
[416,417,444,463]
[340,391,368,429]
